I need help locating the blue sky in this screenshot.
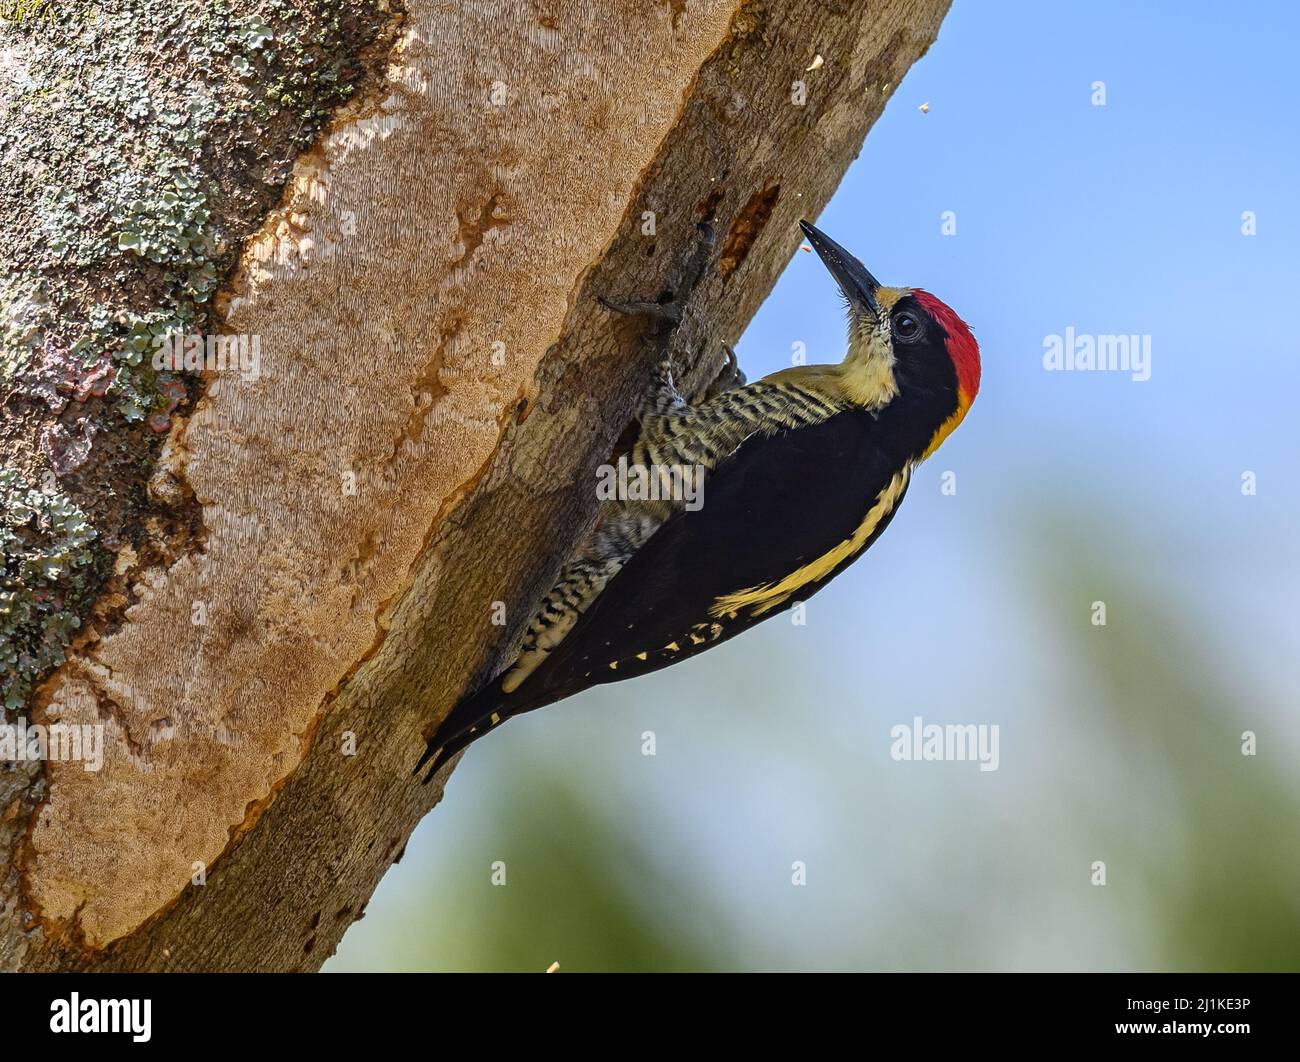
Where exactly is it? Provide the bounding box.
[331,1,1300,970]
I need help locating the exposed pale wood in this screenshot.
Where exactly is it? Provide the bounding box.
[5,0,951,971]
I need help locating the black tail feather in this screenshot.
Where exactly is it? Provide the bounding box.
[413,671,520,784]
[414,658,580,784]
[413,681,496,783]
[416,726,480,784]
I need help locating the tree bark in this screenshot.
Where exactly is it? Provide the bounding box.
[0,0,950,971]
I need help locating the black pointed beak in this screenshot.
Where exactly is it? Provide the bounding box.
[799,219,882,320]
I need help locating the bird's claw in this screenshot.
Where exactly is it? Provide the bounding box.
[702,342,746,400]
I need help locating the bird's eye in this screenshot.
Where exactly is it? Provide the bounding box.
[892,312,922,342]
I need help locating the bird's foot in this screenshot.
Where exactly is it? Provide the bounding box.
[701,343,747,400]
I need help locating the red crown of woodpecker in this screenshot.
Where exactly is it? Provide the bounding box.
[911,290,980,402]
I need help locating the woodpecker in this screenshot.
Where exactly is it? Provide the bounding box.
[417,219,980,781]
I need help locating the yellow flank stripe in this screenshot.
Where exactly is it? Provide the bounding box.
[709,467,910,619]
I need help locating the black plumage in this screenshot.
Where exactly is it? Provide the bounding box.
[420,390,940,780]
[416,224,979,782]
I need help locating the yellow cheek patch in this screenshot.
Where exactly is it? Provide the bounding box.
[840,288,911,410]
[840,338,899,409]
[919,388,972,462]
[709,468,910,619]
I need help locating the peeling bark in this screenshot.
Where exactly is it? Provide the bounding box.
[1,0,951,971]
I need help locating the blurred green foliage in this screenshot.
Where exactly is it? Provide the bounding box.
[334,769,742,972]
[1046,533,1300,971]
[330,518,1299,972]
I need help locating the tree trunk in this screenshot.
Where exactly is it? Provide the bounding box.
[0,0,950,971]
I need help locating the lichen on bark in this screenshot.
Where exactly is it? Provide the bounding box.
[0,0,400,711]
[1,0,952,969]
